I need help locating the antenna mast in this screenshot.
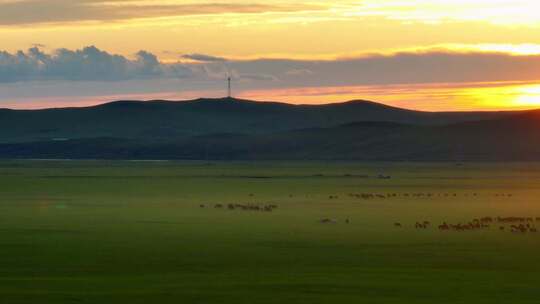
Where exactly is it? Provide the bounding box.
[227,76,231,98]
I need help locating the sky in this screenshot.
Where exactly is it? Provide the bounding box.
[1,0,540,111]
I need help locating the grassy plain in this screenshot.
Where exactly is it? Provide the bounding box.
[0,160,539,303]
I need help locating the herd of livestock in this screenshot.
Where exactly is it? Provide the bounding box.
[200,203,278,212]
[399,216,540,233]
[198,191,539,234]
[346,192,513,200]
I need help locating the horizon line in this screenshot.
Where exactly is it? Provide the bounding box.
[0,96,536,114]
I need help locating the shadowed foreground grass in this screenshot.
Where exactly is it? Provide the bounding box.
[0,161,539,303]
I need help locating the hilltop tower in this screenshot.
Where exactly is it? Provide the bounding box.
[227,76,232,98]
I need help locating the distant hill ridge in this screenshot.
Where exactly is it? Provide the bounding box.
[0,98,522,143]
[0,97,539,161]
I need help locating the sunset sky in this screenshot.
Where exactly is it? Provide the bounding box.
[1,0,540,110]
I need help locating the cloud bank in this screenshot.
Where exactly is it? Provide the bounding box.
[0,0,323,25]
[2,46,540,85]
[182,53,228,63]
[0,46,192,82]
[229,51,540,87]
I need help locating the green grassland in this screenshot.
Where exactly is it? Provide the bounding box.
[1,160,540,303]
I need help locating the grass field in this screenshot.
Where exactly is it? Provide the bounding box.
[1,160,540,303]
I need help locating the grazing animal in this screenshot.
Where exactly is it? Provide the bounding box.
[214,204,223,209]
[511,225,527,233]
[438,223,450,231]
[499,226,505,231]
[200,204,205,208]
[345,219,350,224]
[415,222,428,229]
[394,223,402,228]
[480,217,493,223]
[320,218,337,224]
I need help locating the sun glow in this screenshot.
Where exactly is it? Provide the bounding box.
[512,85,540,107]
[440,44,540,56]
[450,83,540,109]
[236,82,540,112]
[348,0,540,26]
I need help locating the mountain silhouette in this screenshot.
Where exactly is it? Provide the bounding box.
[0,98,537,161]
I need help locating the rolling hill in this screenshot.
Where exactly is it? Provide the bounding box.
[0,97,516,143]
[0,98,538,161]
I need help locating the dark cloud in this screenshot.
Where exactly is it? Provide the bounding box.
[239,73,279,82]
[31,43,47,48]
[182,53,228,63]
[188,63,275,81]
[224,51,540,87]
[285,68,313,76]
[0,0,322,25]
[0,46,192,82]
[2,46,540,87]
[135,51,162,76]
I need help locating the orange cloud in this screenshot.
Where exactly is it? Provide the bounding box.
[0,0,325,25]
